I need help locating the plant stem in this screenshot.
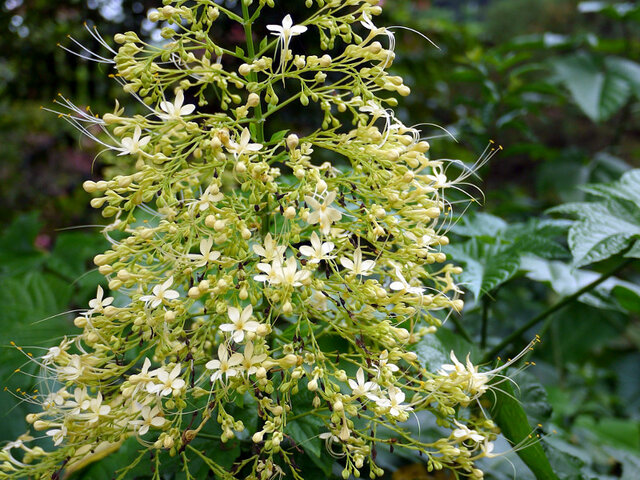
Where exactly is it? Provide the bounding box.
[483,257,634,362]
[241,0,271,236]
[241,1,264,144]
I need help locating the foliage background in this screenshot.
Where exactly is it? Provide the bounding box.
[1,0,639,478]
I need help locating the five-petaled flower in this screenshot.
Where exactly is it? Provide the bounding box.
[158,89,195,120]
[304,190,343,234]
[130,405,166,435]
[348,368,376,398]
[88,285,113,313]
[119,126,150,156]
[227,127,263,158]
[299,231,335,264]
[206,343,243,383]
[147,364,186,397]
[187,238,220,268]
[266,15,307,74]
[140,276,180,309]
[340,247,376,276]
[220,305,260,343]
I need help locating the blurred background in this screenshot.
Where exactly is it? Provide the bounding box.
[1,1,639,478]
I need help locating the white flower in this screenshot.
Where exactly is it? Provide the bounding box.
[277,256,311,287]
[118,126,150,156]
[378,386,412,418]
[130,405,166,435]
[59,355,85,381]
[254,259,283,284]
[348,368,375,398]
[359,100,388,120]
[340,248,376,276]
[438,351,490,398]
[191,184,223,212]
[227,127,263,158]
[42,346,62,365]
[46,425,67,446]
[147,364,186,397]
[65,387,91,415]
[206,343,243,383]
[452,420,485,443]
[158,89,195,120]
[375,350,399,376]
[389,266,425,295]
[267,14,307,74]
[239,341,267,376]
[220,305,260,343]
[140,276,180,309]
[85,392,111,424]
[299,231,335,264]
[304,191,343,234]
[88,285,113,313]
[187,238,220,268]
[253,233,286,263]
[360,12,382,34]
[309,290,328,311]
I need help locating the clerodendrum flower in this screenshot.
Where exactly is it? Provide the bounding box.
[266,14,307,74]
[6,2,511,479]
[130,405,166,435]
[206,343,243,383]
[340,247,376,276]
[187,238,220,268]
[88,285,113,313]
[158,89,195,120]
[304,191,343,234]
[227,127,263,158]
[118,126,150,156]
[140,276,180,309]
[220,305,260,343]
[299,231,335,264]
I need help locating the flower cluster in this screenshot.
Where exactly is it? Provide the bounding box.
[2,1,507,479]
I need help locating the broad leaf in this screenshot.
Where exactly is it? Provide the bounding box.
[550,52,632,122]
[548,169,640,267]
[489,381,559,480]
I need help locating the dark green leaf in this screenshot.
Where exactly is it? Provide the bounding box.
[489,381,559,480]
[550,53,632,122]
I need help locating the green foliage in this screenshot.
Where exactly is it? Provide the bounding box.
[0,213,106,443]
[549,169,640,267]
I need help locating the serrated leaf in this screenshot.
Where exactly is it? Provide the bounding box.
[520,255,640,311]
[489,381,559,480]
[551,52,632,122]
[550,198,640,267]
[451,212,507,238]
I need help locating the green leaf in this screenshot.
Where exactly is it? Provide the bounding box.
[268,129,289,144]
[489,381,559,480]
[411,327,480,372]
[0,212,45,275]
[549,170,640,267]
[551,52,632,122]
[285,414,332,475]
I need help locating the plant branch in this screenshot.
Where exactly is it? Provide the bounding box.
[483,257,634,362]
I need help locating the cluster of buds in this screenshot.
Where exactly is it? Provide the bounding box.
[2,1,506,479]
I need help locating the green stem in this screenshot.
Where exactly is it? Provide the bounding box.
[241,0,271,237]
[241,1,264,144]
[483,257,634,362]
